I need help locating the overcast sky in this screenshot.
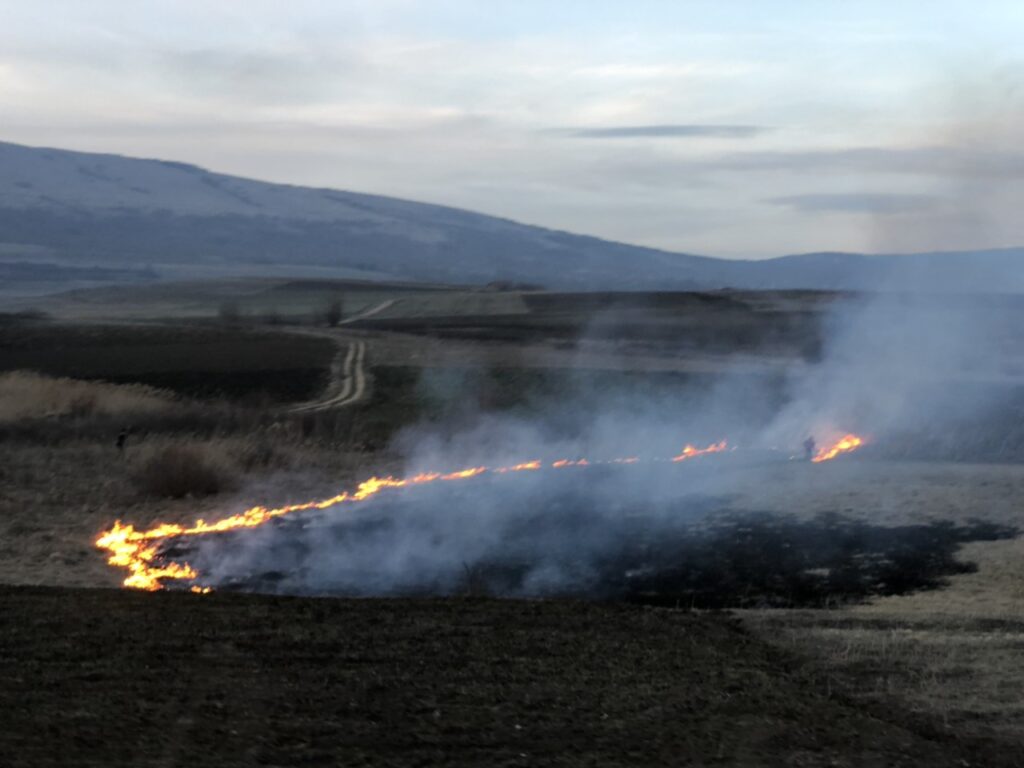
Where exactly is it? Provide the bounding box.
[3,0,1024,257]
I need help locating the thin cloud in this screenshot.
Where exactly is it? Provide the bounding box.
[569,124,767,139]
[767,193,941,214]
[714,147,1024,179]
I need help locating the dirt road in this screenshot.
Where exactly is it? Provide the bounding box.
[287,338,367,414]
[341,298,395,323]
[283,300,400,414]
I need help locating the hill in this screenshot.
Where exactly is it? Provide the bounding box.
[0,140,718,292]
[1,140,1022,293]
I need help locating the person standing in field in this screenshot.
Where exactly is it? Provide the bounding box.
[803,436,816,462]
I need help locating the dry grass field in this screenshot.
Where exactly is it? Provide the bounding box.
[744,533,1024,749]
[3,286,1024,764]
[0,371,174,422]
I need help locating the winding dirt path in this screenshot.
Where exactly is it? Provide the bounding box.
[282,299,396,414]
[287,339,367,414]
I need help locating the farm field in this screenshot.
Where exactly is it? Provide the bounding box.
[8,276,515,323]
[9,6,1024,764]
[0,322,336,401]
[3,282,1024,764]
[0,587,1008,768]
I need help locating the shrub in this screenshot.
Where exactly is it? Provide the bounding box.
[217,301,242,325]
[261,308,284,326]
[324,296,344,327]
[132,443,235,499]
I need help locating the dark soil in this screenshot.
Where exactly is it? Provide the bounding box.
[616,513,1016,608]
[0,586,1010,767]
[0,324,334,401]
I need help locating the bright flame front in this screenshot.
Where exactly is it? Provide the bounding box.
[812,434,865,463]
[94,435,862,593]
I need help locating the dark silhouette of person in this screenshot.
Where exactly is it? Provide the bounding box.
[803,436,816,462]
[116,428,128,454]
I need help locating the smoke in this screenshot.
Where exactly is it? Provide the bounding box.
[176,287,1022,598]
[761,291,1017,451]
[868,67,1024,253]
[190,462,735,598]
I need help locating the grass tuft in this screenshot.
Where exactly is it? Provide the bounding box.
[131,442,235,499]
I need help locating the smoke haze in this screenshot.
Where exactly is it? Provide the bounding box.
[176,289,1024,597]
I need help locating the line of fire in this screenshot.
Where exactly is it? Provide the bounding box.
[96,434,865,594]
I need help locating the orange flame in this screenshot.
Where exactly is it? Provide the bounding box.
[552,459,589,468]
[811,433,865,463]
[99,436,866,594]
[672,440,728,462]
[495,460,542,473]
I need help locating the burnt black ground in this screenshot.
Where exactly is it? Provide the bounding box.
[166,468,1016,605]
[617,512,1016,608]
[0,586,1016,767]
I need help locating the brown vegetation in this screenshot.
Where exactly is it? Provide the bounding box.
[0,371,173,422]
[130,442,236,499]
[742,535,1024,748]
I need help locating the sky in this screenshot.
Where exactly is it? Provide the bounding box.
[2,0,1024,258]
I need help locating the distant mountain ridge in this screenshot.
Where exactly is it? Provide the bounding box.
[1,140,1022,293]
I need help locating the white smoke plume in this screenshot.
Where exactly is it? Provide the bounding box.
[177,286,1024,597]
